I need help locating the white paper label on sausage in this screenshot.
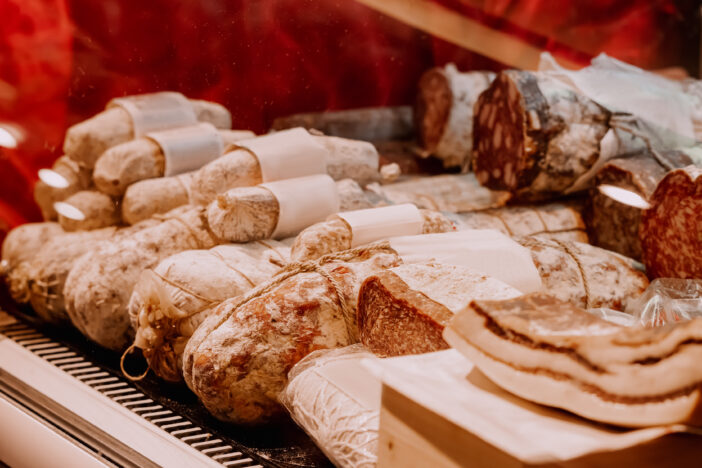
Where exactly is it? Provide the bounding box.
[108,92,197,137]
[389,230,542,293]
[147,123,224,176]
[261,174,340,239]
[232,128,328,182]
[337,204,424,248]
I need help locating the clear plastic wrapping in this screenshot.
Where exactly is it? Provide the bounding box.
[280,345,379,468]
[626,278,702,327]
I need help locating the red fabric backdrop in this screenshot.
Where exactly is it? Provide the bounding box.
[0,0,697,243]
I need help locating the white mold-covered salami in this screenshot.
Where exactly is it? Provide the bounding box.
[64,98,231,169]
[271,106,414,142]
[34,156,93,220]
[1,222,64,302]
[27,227,119,324]
[93,129,254,196]
[366,173,510,213]
[450,202,588,243]
[128,239,292,382]
[64,206,220,351]
[56,190,120,232]
[121,134,381,224]
[206,178,373,243]
[190,133,381,206]
[182,245,402,424]
[291,208,455,262]
[517,236,648,310]
[472,70,611,200]
[121,173,194,225]
[415,64,495,170]
[640,165,702,279]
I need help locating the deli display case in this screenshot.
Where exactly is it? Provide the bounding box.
[1,1,702,467]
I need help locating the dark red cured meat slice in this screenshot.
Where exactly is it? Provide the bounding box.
[641,166,702,279]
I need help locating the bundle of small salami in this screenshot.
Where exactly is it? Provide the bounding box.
[64,176,369,351]
[36,92,238,231]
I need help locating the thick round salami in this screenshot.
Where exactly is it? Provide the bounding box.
[640,165,702,279]
[128,240,291,382]
[415,65,495,170]
[358,263,521,357]
[357,238,648,358]
[182,246,401,424]
[587,150,693,260]
[472,70,610,201]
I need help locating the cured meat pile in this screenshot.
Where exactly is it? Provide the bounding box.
[2,57,702,465]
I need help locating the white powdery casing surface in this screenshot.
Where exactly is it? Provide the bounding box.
[129,239,292,381]
[367,174,510,213]
[64,206,218,351]
[435,65,495,169]
[280,345,381,468]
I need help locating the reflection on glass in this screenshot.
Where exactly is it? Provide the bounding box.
[597,184,651,210]
[54,202,85,221]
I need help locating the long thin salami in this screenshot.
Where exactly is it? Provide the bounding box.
[271,106,414,142]
[640,165,702,279]
[450,202,588,243]
[415,65,495,170]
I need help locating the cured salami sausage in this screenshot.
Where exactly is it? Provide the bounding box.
[64,206,221,351]
[367,173,510,213]
[1,222,64,303]
[357,238,648,357]
[34,156,93,221]
[587,150,693,260]
[357,263,521,357]
[450,202,588,243]
[517,236,648,311]
[291,207,454,262]
[182,245,401,424]
[93,129,253,196]
[472,70,610,200]
[271,106,414,142]
[415,65,495,170]
[64,98,231,169]
[640,165,702,279]
[291,202,587,262]
[129,239,291,382]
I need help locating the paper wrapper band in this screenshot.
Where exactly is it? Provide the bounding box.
[337,204,423,248]
[261,174,340,239]
[146,123,224,176]
[231,127,328,182]
[108,92,197,137]
[389,230,542,293]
